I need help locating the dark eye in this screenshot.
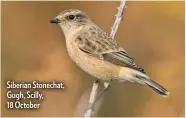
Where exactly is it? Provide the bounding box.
[68,15,75,20]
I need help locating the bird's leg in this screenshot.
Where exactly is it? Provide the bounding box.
[94,82,110,104]
[88,82,110,111]
[94,79,99,84]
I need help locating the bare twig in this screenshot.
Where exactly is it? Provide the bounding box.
[84,1,127,117]
[84,80,99,118]
[110,1,127,40]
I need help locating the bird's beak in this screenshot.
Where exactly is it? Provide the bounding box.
[49,18,60,24]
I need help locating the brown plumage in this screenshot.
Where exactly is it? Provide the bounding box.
[50,9,169,97]
[76,24,146,74]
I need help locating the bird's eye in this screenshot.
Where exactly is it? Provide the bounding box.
[68,15,75,20]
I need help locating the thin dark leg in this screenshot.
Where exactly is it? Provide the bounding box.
[94,79,99,84]
[88,82,110,110]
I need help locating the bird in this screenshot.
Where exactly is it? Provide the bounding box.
[49,9,169,101]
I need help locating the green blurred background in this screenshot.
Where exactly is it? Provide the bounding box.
[1,1,184,117]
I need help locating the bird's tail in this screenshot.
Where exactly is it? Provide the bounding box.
[119,67,170,97]
[143,78,169,97]
[136,72,170,97]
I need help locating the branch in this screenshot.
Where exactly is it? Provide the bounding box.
[84,81,99,117]
[110,1,127,40]
[84,1,127,117]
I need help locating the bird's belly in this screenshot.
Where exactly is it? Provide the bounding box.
[66,41,119,80]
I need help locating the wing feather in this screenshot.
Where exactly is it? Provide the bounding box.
[75,25,146,74]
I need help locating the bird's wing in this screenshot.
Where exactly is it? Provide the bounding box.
[76,26,146,74]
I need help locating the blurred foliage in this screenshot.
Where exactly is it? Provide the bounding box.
[1,1,184,117]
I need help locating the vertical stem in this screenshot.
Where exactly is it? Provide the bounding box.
[84,0,127,117]
[84,81,99,117]
[110,1,127,39]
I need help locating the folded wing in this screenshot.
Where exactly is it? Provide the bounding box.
[76,25,146,74]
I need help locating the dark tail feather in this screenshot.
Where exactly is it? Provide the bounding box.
[125,69,170,97]
[145,79,170,97]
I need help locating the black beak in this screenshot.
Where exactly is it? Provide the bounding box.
[49,18,60,24]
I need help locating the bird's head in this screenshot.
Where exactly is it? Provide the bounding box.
[50,9,90,33]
